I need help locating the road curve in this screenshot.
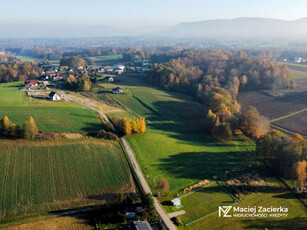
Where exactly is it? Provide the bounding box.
[63,91,176,230]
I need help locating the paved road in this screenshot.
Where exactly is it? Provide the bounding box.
[64,91,177,230]
[121,138,177,230]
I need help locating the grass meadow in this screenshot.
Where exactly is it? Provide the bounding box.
[94,74,255,194]
[0,139,136,222]
[0,82,102,132]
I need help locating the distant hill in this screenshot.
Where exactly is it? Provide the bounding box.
[157,17,307,39]
[1,17,307,39]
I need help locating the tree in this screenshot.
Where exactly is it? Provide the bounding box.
[240,107,270,138]
[212,122,233,141]
[23,116,38,139]
[2,116,11,136]
[296,161,307,189]
[204,109,217,131]
[77,77,92,91]
[156,178,170,196]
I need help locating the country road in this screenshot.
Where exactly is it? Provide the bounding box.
[121,138,177,230]
[63,91,177,230]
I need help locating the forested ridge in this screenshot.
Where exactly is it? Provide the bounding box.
[148,50,294,140]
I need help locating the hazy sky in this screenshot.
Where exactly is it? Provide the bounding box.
[1,0,307,27]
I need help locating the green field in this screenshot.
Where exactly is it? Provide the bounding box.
[184,183,307,230]
[0,139,136,222]
[0,82,102,132]
[92,54,123,65]
[94,74,255,194]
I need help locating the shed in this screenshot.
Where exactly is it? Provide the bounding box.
[125,212,136,219]
[132,221,153,230]
[171,198,181,206]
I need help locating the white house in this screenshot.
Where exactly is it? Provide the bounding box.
[48,91,61,101]
[113,64,125,70]
[171,198,181,206]
[105,76,114,82]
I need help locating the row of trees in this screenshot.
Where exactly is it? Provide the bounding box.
[0,116,38,139]
[256,131,307,188]
[112,117,146,136]
[0,62,41,83]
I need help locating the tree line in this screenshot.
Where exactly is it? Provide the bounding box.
[0,62,41,83]
[0,116,38,139]
[148,50,293,140]
[256,131,307,189]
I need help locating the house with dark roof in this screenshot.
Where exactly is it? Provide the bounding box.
[48,91,61,101]
[112,87,123,94]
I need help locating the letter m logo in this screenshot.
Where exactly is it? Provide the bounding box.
[219,206,232,217]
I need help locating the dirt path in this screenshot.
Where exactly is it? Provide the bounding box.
[168,210,186,218]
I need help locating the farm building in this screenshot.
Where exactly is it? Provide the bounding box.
[24,80,38,87]
[105,76,114,82]
[125,212,136,219]
[171,198,181,206]
[112,87,123,94]
[48,91,61,101]
[132,221,153,230]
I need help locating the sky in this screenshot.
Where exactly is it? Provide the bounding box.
[1,0,307,28]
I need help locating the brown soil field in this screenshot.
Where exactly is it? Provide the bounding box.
[273,111,307,136]
[237,91,307,119]
[295,78,307,87]
[286,63,307,72]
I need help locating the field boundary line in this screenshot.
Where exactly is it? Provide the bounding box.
[270,108,307,122]
[179,182,215,199]
[270,124,307,138]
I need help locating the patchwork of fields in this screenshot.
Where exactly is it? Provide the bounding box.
[0,139,136,222]
[0,82,102,132]
[237,66,307,136]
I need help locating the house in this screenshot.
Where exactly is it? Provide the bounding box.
[98,68,105,73]
[112,87,123,94]
[171,198,181,206]
[113,64,125,70]
[53,74,64,81]
[132,221,152,230]
[125,212,136,219]
[104,76,114,82]
[24,80,38,87]
[48,91,61,101]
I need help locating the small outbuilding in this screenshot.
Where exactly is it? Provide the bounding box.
[112,87,123,94]
[171,198,181,206]
[104,76,114,82]
[48,91,61,101]
[132,221,152,230]
[125,212,136,219]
